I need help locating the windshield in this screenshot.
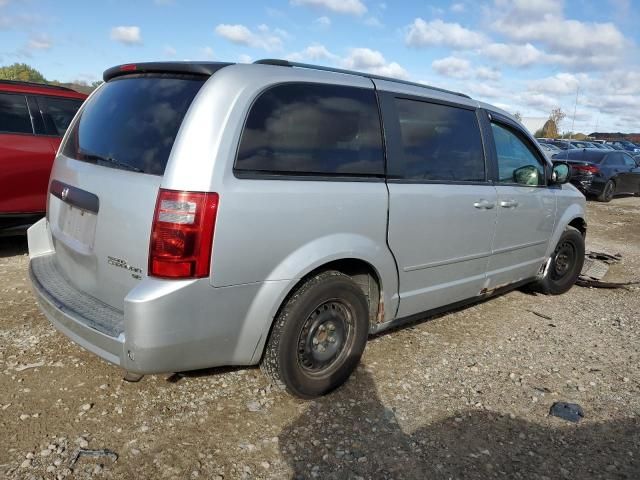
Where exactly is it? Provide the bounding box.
[62,74,205,175]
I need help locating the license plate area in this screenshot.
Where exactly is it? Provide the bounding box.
[49,195,98,253]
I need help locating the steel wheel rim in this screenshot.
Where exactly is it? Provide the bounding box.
[551,241,576,280]
[297,300,354,375]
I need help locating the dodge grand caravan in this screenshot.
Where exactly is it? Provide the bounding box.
[28,60,586,398]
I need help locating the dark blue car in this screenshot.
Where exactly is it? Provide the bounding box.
[553,149,640,202]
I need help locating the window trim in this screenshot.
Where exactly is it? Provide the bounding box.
[0,92,35,135]
[485,112,550,188]
[232,81,386,182]
[381,91,491,185]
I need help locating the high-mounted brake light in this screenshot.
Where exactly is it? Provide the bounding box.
[572,164,599,174]
[120,64,137,72]
[149,189,219,279]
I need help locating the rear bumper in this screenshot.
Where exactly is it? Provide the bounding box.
[29,256,125,366]
[570,177,604,196]
[27,218,287,374]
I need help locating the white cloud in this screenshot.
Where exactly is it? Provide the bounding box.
[27,35,52,50]
[481,42,544,67]
[528,73,581,95]
[163,45,176,57]
[431,56,472,79]
[475,66,501,81]
[238,54,252,63]
[201,46,214,59]
[287,43,337,62]
[110,26,142,45]
[314,16,331,28]
[363,16,383,27]
[450,3,466,13]
[215,23,285,51]
[340,47,408,79]
[405,18,486,49]
[467,83,503,99]
[290,0,366,16]
[491,0,625,56]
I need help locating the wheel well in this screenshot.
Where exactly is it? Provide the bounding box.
[283,259,382,328]
[568,217,587,238]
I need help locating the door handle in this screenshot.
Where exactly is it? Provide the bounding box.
[473,199,495,209]
[500,200,519,208]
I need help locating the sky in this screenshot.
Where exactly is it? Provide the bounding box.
[1,0,639,133]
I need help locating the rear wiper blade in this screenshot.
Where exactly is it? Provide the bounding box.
[79,150,143,173]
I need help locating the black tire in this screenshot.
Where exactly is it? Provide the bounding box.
[536,227,585,295]
[261,270,369,398]
[597,180,615,202]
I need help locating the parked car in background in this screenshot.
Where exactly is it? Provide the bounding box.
[611,140,640,153]
[538,141,562,159]
[0,80,86,235]
[28,60,586,398]
[553,148,640,202]
[548,140,576,150]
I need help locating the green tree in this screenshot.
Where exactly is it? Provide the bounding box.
[0,63,47,83]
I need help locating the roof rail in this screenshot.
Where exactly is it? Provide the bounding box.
[0,79,77,92]
[253,59,471,99]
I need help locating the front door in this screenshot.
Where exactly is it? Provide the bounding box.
[485,119,556,289]
[382,94,497,319]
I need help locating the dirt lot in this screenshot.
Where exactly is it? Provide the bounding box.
[1,198,639,480]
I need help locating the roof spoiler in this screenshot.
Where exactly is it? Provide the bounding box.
[103,62,233,82]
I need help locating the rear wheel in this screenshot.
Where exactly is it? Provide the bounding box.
[261,271,369,398]
[597,180,615,202]
[536,227,585,295]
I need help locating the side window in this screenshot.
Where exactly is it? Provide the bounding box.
[236,83,384,176]
[491,123,545,186]
[605,153,622,165]
[0,93,33,134]
[38,96,84,136]
[394,98,485,182]
[622,154,636,167]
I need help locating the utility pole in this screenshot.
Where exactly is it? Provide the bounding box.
[570,85,579,140]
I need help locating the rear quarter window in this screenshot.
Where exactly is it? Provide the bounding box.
[0,93,33,134]
[235,83,384,177]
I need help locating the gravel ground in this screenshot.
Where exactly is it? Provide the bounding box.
[1,197,639,480]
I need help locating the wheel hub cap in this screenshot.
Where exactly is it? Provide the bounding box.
[553,242,575,278]
[298,301,350,372]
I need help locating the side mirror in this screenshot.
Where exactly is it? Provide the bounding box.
[513,165,540,186]
[551,162,571,184]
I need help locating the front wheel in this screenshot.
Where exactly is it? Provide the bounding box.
[536,227,585,295]
[597,180,615,202]
[261,271,369,398]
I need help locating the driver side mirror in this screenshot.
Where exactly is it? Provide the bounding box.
[551,162,571,184]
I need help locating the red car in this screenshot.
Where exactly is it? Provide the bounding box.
[0,80,86,235]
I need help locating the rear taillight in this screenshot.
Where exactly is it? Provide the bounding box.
[149,189,219,279]
[572,164,599,174]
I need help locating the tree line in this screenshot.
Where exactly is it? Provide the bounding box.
[0,63,101,94]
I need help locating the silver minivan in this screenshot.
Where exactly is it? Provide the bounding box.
[28,60,586,398]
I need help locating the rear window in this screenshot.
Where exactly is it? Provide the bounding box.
[0,93,32,134]
[63,74,205,175]
[38,96,84,136]
[235,83,384,177]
